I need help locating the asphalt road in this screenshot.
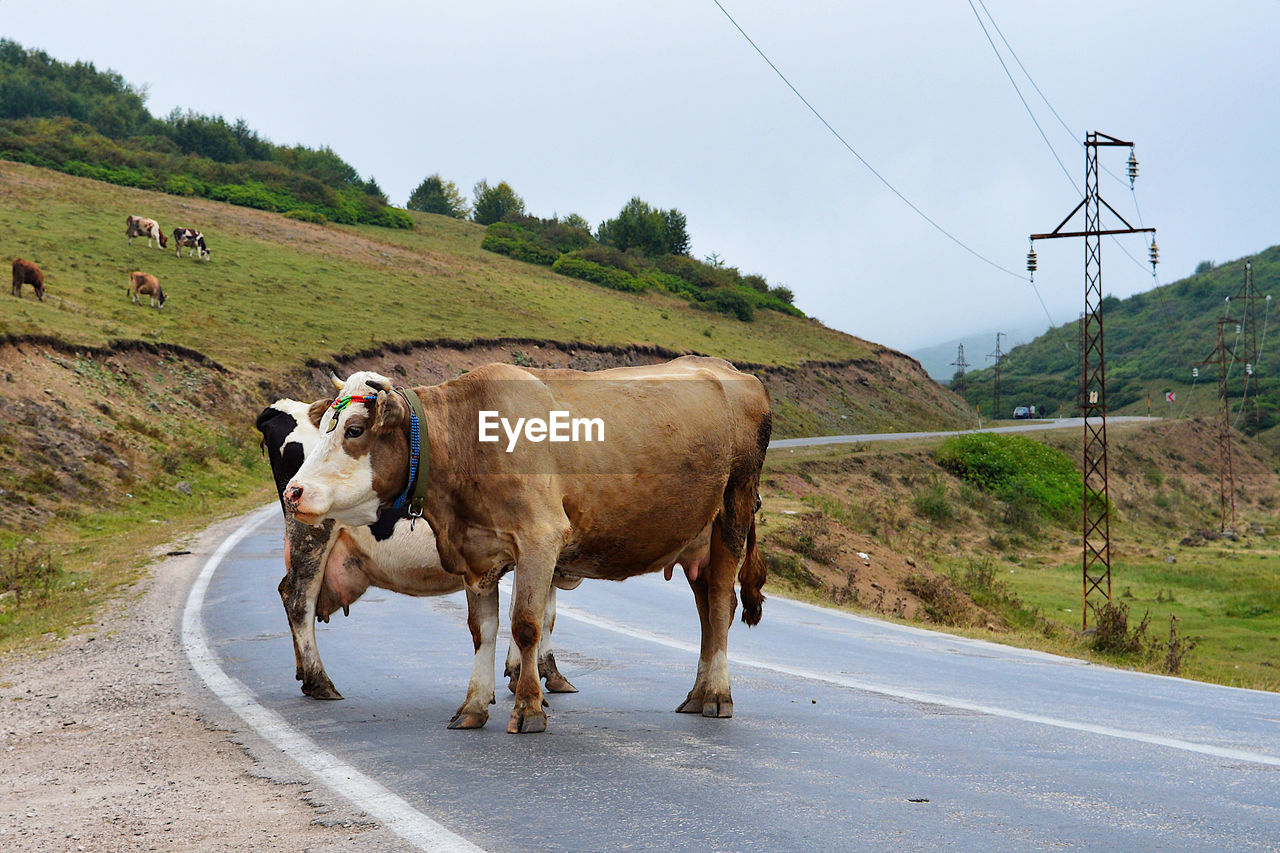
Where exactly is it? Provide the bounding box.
[192,505,1280,853]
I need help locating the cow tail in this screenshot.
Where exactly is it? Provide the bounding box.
[738,515,766,626]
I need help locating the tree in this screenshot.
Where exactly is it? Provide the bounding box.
[472,179,526,225]
[596,197,690,256]
[1195,259,1216,275]
[407,173,469,218]
[560,212,590,231]
[663,208,690,255]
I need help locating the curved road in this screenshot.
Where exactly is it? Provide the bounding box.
[189,499,1280,852]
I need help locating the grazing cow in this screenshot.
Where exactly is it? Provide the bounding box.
[128,271,166,309]
[125,215,168,249]
[284,356,772,733]
[11,258,45,301]
[257,390,578,719]
[172,227,210,260]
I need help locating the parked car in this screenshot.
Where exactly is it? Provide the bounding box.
[1013,406,1032,419]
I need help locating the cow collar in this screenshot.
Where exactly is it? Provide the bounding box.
[390,386,430,528]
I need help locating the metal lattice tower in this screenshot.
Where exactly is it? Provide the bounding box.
[1202,317,1239,532]
[1234,260,1263,429]
[987,332,1005,416]
[1030,132,1156,629]
[951,343,970,377]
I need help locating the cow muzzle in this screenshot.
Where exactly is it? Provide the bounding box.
[283,483,324,526]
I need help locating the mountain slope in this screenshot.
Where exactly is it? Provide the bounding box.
[957,248,1280,435]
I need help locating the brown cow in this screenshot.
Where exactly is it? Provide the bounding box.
[126,215,168,249]
[256,394,580,706]
[283,356,771,734]
[11,258,45,301]
[128,271,166,309]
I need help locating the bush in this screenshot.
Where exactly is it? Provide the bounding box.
[912,480,953,523]
[482,233,558,266]
[936,432,1084,525]
[552,254,648,292]
[695,288,754,322]
[283,209,327,224]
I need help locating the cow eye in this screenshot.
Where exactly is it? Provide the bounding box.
[344,425,364,440]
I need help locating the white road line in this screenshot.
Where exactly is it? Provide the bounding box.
[552,600,1280,768]
[181,505,482,853]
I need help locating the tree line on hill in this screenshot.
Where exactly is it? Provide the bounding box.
[406,173,798,323]
[0,39,411,228]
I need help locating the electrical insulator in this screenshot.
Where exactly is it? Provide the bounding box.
[1026,246,1037,275]
[1127,149,1139,187]
[1237,324,1243,335]
[1247,363,1254,376]
[1193,367,1200,378]
[1148,239,1159,268]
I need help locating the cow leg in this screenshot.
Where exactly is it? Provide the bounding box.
[677,526,739,718]
[449,586,498,729]
[508,542,562,733]
[504,585,578,694]
[280,518,342,700]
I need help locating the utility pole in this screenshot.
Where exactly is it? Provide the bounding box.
[1233,260,1267,430]
[1202,315,1239,532]
[950,343,971,397]
[987,332,1005,417]
[1029,132,1157,629]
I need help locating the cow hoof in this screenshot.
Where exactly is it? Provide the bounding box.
[508,708,548,734]
[675,691,703,714]
[543,672,579,694]
[301,679,343,701]
[702,697,734,718]
[447,710,489,730]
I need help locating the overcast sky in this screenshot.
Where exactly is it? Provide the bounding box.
[4,1,1279,352]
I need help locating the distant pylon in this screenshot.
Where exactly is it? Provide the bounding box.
[951,343,970,377]
[987,332,1005,416]
[1201,316,1239,532]
[1234,260,1264,429]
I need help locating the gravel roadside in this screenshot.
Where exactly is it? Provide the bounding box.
[0,508,413,852]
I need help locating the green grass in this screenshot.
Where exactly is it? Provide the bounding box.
[1003,550,1280,690]
[0,161,872,370]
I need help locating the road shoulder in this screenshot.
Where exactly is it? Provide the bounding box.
[0,506,399,852]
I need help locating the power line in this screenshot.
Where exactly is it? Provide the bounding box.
[967,0,1077,190]
[710,0,1024,281]
[970,0,1176,336]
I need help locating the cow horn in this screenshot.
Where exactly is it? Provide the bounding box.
[329,372,345,391]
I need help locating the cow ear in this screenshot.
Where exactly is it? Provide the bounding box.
[307,398,329,428]
[373,390,404,433]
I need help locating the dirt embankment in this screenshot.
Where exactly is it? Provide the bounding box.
[0,332,967,533]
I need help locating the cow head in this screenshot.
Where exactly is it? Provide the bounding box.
[282,371,411,526]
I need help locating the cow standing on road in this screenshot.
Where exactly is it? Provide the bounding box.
[172,227,210,260]
[11,258,45,301]
[126,215,168,249]
[257,391,579,717]
[283,356,772,734]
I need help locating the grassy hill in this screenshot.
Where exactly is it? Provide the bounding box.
[957,248,1280,440]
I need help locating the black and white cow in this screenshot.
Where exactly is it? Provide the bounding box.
[257,391,578,721]
[172,227,210,260]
